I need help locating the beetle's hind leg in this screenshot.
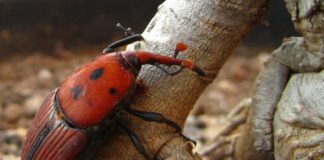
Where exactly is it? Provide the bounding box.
[125,106,196,145]
[117,120,151,160]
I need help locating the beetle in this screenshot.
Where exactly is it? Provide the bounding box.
[21,24,205,160]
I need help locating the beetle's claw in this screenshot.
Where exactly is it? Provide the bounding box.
[179,133,197,146]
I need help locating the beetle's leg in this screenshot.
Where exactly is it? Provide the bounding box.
[152,42,192,76]
[125,106,196,145]
[154,63,184,76]
[102,34,144,54]
[117,120,151,160]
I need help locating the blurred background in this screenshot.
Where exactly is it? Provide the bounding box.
[0,0,297,159]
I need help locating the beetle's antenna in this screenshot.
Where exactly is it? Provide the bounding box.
[102,23,143,54]
[173,43,187,58]
[116,22,134,37]
[116,22,127,31]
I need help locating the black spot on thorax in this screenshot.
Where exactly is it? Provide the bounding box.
[70,85,83,100]
[90,67,104,80]
[108,88,117,95]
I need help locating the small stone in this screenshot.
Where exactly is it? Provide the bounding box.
[38,69,52,82]
[2,154,20,160]
[37,69,56,88]
[15,127,27,142]
[3,131,21,146]
[4,104,23,122]
[23,94,44,117]
[13,78,37,97]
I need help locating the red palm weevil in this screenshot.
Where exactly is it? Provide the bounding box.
[21,24,205,160]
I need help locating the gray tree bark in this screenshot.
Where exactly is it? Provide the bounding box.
[234,0,324,160]
[93,0,269,159]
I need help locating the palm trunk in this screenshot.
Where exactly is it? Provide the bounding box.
[96,0,269,159]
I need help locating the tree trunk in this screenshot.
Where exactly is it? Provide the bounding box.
[95,0,268,159]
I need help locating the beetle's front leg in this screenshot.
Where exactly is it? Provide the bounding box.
[154,63,184,76]
[125,106,196,145]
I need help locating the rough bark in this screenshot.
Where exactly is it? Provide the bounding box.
[274,70,324,160]
[94,0,268,159]
[198,98,252,160]
[232,1,324,160]
[272,1,324,159]
[234,58,290,160]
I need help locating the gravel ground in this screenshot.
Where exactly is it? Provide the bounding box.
[0,46,269,160]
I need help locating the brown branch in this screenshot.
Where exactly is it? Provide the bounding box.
[95,0,269,159]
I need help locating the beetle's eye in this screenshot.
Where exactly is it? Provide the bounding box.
[126,54,141,70]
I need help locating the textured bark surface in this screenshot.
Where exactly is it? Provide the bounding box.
[234,58,290,160]
[93,0,268,159]
[233,0,324,160]
[274,70,324,160]
[273,1,324,159]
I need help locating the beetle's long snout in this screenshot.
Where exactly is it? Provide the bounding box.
[133,51,205,77]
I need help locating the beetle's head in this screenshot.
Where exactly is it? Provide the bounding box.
[122,52,142,73]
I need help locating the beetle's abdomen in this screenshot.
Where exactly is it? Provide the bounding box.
[58,53,136,128]
[21,90,88,160]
